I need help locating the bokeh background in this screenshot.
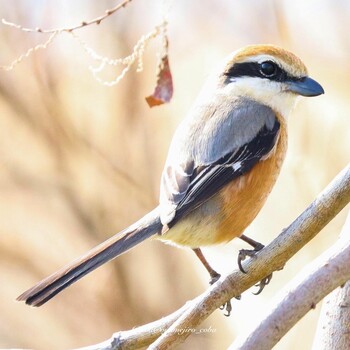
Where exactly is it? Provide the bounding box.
[0,1,349,349]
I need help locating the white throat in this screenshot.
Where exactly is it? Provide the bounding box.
[223,76,299,121]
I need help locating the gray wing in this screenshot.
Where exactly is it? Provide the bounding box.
[159,98,279,226]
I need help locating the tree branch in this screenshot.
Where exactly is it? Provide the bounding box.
[69,162,350,349]
[148,163,350,349]
[2,0,134,33]
[312,212,350,350]
[230,210,350,350]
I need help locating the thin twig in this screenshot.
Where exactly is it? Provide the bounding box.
[71,22,166,86]
[0,31,58,71]
[1,0,169,89]
[2,0,134,34]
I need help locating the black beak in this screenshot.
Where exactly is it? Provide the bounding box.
[286,77,324,97]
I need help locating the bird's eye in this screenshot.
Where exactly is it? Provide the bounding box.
[259,61,277,77]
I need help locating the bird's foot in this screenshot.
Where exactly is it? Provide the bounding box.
[220,300,232,317]
[209,271,221,285]
[237,242,273,294]
[193,248,241,317]
[237,242,265,273]
[253,273,273,295]
[209,272,240,317]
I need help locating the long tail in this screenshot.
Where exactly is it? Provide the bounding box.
[17,208,162,307]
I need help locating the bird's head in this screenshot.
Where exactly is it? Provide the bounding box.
[216,44,324,117]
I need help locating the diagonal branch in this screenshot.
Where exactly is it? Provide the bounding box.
[230,209,350,350]
[67,162,350,350]
[311,212,350,350]
[149,162,350,349]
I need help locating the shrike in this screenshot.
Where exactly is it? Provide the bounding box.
[18,44,324,307]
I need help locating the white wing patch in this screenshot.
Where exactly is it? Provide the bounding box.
[231,161,242,172]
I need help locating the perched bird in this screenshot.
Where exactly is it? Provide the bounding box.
[17,44,324,307]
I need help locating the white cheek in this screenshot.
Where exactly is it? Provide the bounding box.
[222,77,299,120]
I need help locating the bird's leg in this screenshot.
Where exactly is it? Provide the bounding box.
[192,248,234,316]
[238,234,264,272]
[192,248,220,284]
[238,234,272,295]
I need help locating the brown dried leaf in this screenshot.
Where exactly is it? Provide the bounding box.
[146,54,173,107]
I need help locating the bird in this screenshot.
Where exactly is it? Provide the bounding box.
[17,44,324,308]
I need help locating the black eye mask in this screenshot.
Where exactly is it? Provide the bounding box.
[224,60,301,83]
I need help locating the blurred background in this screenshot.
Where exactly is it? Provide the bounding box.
[0,0,349,349]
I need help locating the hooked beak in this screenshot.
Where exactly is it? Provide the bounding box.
[286,77,324,97]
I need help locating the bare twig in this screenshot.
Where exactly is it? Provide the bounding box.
[312,213,350,350]
[71,22,166,87]
[1,1,169,89]
[230,210,350,350]
[0,31,58,71]
[2,0,134,34]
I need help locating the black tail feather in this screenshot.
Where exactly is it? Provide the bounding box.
[17,208,161,306]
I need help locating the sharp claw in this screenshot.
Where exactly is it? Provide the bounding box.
[237,249,249,273]
[253,283,265,295]
[252,273,273,295]
[237,244,265,273]
[210,274,233,316]
[223,300,232,317]
[207,272,234,316]
[265,274,272,285]
[219,300,233,315]
[238,259,246,273]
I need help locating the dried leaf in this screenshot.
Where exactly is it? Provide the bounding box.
[146,54,173,107]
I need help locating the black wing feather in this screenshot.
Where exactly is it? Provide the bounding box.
[168,119,280,227]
